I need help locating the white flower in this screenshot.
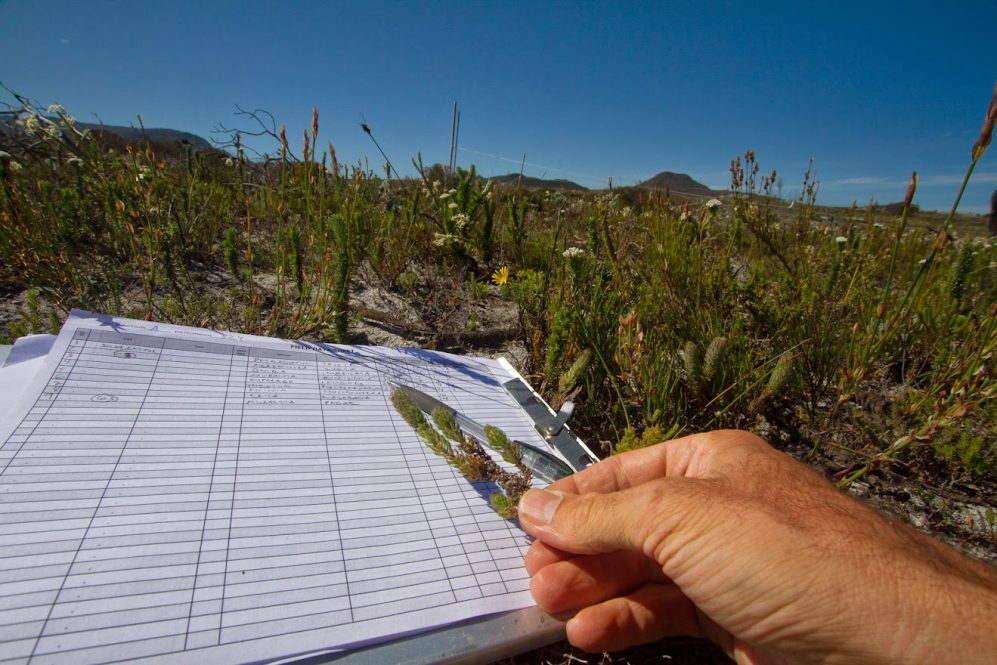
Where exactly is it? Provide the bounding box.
[918,259,927,265]
[433,232,459,247]
[24,115,40,133]
[447,201,458,210]
[439,191,450,200]
[46,124,61,139]
[0,151,9,160]
[835,236,848,244]
[679,211,689,221]
[872,223,884,230]
[47,103,65,115]
[224,157,234,166]
[563,247,585,259]
[67,157,83,166]
[705,198,722,210]
[452,212,470,230]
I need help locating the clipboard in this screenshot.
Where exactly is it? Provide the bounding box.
[0,327,599,665]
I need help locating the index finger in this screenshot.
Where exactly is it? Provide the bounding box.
[548,429,765,495]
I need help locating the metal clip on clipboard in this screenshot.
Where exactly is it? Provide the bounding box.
[501,377,599,473]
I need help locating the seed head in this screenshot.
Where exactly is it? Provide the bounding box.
[972,81,997,161]
[903,171,918,210]
[932,229,947,252]
[328,142,338,176]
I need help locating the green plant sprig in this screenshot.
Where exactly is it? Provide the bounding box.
[390,389,531,519]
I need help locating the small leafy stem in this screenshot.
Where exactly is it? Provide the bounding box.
[390,389,531,519]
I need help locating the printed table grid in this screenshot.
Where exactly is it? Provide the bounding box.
[0,315,540,665]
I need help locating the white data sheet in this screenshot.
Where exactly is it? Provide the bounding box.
[0,311,548,664]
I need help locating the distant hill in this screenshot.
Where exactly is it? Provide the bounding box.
[491,173,587,191]
[75,122,213,150]
[638,171,713,196]
[0,112,213,150]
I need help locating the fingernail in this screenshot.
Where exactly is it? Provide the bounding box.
[519,489,562,525]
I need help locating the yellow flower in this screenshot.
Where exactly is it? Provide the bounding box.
[491,266,510,286]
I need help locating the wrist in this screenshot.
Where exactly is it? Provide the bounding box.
[884,555,997,664]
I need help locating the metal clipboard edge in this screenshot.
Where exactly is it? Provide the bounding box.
[280,606,564,665]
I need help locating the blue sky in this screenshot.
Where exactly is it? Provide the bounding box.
[1,0,995,212]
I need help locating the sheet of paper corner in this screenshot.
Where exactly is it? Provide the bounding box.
[0,333,57,421]
[0,311,575,665]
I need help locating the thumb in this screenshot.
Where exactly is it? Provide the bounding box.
[518,481,702,557]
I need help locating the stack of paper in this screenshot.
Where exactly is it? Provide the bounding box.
[0,311,566,664]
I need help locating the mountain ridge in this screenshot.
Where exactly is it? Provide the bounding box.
[490,173,588,191]
[638,171,714,195]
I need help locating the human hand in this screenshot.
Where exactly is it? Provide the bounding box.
[517,430,997,665]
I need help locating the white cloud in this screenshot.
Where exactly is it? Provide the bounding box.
[827,172,997,189]
[830,176,890,186]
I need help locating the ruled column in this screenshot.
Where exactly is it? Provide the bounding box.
[26,330,177,664]
[322,356,458,621]
[184,344,246,650]
[217,349,349,644]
